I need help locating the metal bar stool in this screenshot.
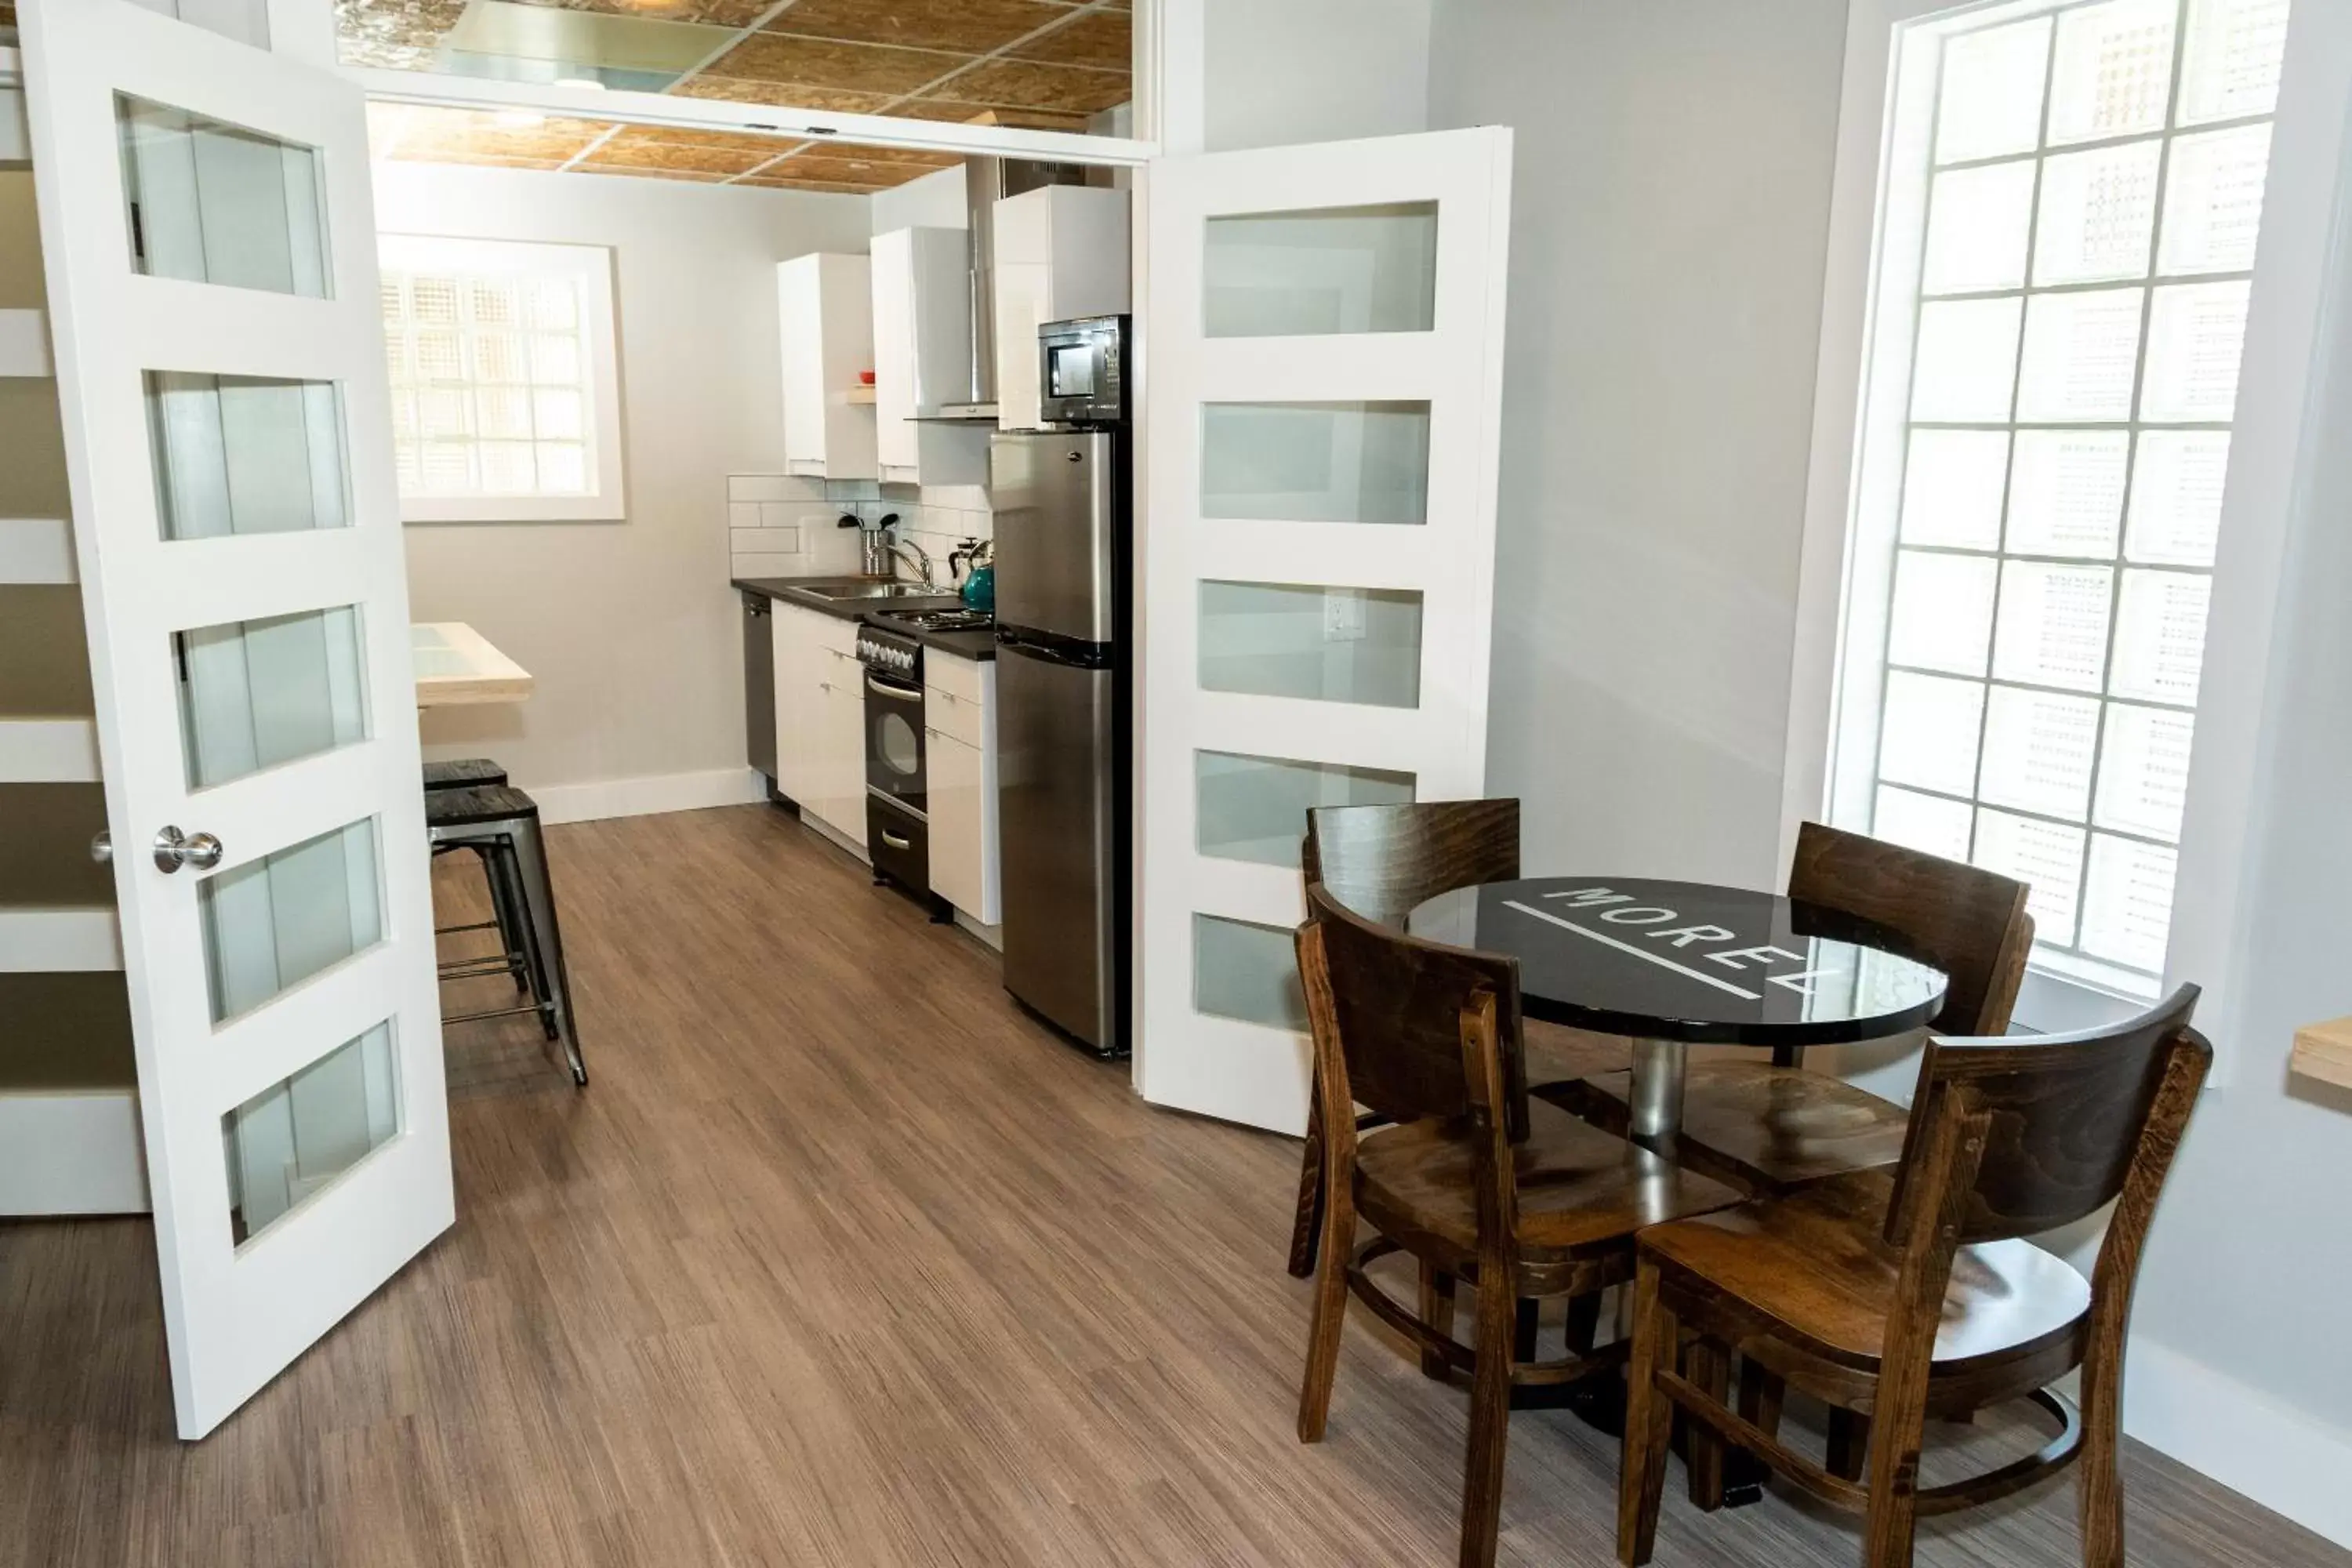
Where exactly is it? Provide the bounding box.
[424,783,587,1087]
[424,759,532,999]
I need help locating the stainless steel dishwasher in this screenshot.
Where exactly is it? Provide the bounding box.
[742,591,776,786]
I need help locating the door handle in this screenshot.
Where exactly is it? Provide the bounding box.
[90,830,111,864]
[880,829,913,850]
[153,826,223,873]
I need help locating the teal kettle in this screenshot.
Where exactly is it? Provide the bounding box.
[951,537,995,614]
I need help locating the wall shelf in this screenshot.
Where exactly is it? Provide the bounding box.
[0,308,49,376]
[2291,1016,2352,1091]
[0,907,122,972]
[0,517,74,584]
[0,717,100,782]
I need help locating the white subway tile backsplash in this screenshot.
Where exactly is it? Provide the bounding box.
[731,551,803,578]
[757,501,800,528]
[730,503,760,529]
[733,525,801,554]
[728,474,822,503]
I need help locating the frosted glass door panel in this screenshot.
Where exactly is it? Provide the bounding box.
[1199,581,1422,708]
[224,1020,400,1244]
[1900,430,2009,549]
[179,605,368,789]
[1196,750,1414,868]
[1993,561,2113,691]
[1922,162,2033,294]
[117,96,328,297]
[1203,202,1437,338]
[1976,685,2100,819]
[147,374,350,539]
[1201,401,1430,525]
[1193,913,1308,1031]
[1872,785,1974,862]
[1934,17,2051,163]
[200,818,383,1022]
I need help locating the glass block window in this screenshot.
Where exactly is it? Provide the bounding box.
[1844,0,2288,998]
[376,235,622,521]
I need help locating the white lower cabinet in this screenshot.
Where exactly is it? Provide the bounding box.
[924,653,997,924]
[770,601,866,850]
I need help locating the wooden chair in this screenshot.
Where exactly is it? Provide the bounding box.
[1288,800,1622,1281]
[1617,985,2210,1568]
[1296,882,1740,1568]
[1557,822,2034,1195]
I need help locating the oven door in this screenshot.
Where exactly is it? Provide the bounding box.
[865,666,927,815]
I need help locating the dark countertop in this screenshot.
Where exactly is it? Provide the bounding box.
[734,577,996,662]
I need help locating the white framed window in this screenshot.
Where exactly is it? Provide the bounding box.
[377,234,624,523]
[1817,0,2290,1011]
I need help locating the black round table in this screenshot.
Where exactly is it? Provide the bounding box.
[1408,876,1948,1142]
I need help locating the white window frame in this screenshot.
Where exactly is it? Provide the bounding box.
[378,234,625,524]
[1782,0,2352,1068]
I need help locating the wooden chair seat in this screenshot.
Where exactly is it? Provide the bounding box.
[1566,1062,1912,1194]
[1356,1099,1742,1286]
[1639,1171,2089,1380]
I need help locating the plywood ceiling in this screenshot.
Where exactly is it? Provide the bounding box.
[343,0,1132,191]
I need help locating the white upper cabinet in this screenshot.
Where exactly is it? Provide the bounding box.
[993,186,1130,432]
[777,252,876,481]
[870,226,986,485]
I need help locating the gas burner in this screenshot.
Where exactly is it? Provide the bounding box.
[893,608,994,632]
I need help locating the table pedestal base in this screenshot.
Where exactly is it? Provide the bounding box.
[1628,1037,1687,1142]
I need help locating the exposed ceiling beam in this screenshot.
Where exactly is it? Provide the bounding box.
[345,68,1156,168]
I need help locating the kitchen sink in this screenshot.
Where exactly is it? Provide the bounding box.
[798,581,954,601]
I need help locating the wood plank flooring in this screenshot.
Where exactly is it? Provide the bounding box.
[1,803,2342,1567]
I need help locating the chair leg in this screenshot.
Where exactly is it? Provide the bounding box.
[486,846,535,996]
[508,818,587,1086]
[1685,1338,1730,1511]
[1287,1091,1327,1279]
[1617,1258,1674,1567]
[1738,1363,1785,1439]
[1295,1158,1353,1443]
[1565,1290,1602,1356]
[2078,1354,2127,1568]
[1827,1408,1871,1482]
[1418,1265,1457,1380]
[1515,1298,1540,1363]
[1860,1409,1924,1567]
[1458,1262,1517,1568]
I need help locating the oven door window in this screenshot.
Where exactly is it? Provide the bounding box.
[866,672,927,808]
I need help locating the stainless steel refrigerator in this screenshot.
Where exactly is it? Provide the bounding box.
[988,427,1129,1056]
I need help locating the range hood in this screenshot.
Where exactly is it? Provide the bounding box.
[927,155,1089,423]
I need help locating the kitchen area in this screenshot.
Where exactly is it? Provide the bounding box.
[734,158,1134,1058]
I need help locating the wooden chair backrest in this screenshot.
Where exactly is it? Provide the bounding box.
[1302,800,1521,931]
[1788,821,2035,1036]
[1886,985,2209,1251]
[1297,879,1528,1137]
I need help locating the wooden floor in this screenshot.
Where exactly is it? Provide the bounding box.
[1,804,2341,1568]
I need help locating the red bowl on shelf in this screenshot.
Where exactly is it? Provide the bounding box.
[858,369,876,385]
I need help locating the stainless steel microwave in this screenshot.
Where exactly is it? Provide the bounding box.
[1037,314,1129,427]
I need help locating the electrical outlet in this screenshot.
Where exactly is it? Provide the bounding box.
[1323,590,1367,641]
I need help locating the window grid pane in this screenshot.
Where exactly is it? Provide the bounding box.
[1867,0,2287,991]
[381,267,595,500]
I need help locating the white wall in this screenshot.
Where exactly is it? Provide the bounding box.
[1199,0,1432,152]
[872,166,967,234]
[1427,0,1849,888]
[371,164,871,815]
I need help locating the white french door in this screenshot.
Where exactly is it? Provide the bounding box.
[22,0,452,1438]
[1135,128,1515,1134]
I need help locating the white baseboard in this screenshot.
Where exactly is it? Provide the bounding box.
[529,766,768,826]
[2125,1334,2352,1548]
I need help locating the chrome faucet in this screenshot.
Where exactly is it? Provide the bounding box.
[887,537,935,586]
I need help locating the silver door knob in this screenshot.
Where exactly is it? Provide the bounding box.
[90,829,111,864]
[153,826,223,873]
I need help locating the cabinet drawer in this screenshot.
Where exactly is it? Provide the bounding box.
[812,613,859,657]
[925,649,983,705]
[927,728,992,924]
[925,680,984,750]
